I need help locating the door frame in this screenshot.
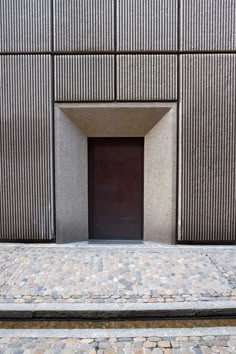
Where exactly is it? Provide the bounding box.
[55,103,176,244]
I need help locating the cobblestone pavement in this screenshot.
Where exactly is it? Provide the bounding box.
[0,334,236,353]
[0,244,235,304]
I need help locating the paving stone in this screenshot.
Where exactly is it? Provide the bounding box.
[163,350,172,354]
[143,341,156,348]
[176,337,189,342]
[181,341,199,348]
[133,349,144,354]
[152,349,163,354]
[202,336,216,341]
[171,341,180,348]
[104,349,116,354]
[181,349,196,354]
[147,337,162,342]
[189,337,201,342]
[158,341,171,348]
[97,338,107,342]
[214,339,229,347]
[171,350,182,354]
[80,338,94,344]
[143,349,152,354]
[134,337,146,342]
[0,245,234,304]
[118,337,133,342]
[192,347,203,354]
[228,339,236,346]
[99,341,112,349]
[133,342,143,349]
[201,346,212,354]
[115,342,125,348]
[0,334,234,352]
[218,348,233,354]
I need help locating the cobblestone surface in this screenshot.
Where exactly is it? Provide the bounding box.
[0,335,236,353]
[0,245,235,303]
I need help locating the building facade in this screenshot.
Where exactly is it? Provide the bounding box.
[0,0,235,244]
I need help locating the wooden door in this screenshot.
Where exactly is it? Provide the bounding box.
[88,138,143,240]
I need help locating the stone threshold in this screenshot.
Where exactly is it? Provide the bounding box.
[0,301,236,320]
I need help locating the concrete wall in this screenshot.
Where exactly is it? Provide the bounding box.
[0,0,235,243]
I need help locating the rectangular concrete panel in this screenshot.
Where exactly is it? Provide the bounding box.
[144,107,176,244]
[55,108,88,243]
[0,0,51,53]
[180,0,236,51]
[54,0,114,52]
[179,54,236,242]
[55,55,115,101]
[117,55,177,101]
[117,0,178,52]
[0,56,54,240]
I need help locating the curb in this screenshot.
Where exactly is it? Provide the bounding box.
[0,326,236,338]
[0,301,236,320]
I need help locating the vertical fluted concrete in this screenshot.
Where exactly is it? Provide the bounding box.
[0,56,54,240]
[0,0,51,52]
[179,54,236,242]
[54,0,114,52]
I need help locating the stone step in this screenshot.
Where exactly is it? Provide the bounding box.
[0,301,236,320]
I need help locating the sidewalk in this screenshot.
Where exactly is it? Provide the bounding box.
[0,243,235,312]
[1,327,236,353]
[0,243,236,352]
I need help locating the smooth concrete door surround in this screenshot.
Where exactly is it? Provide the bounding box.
[88,138,144,240]
[55,103,176,244]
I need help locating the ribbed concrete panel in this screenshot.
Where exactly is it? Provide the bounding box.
[0,56,54,241]
[180,0,236,51]
[0,0,51,52]
[117,55,177,101]
[117,0,178,52]
[54,0,114,52]
[55,56,114,101]
[179,55,236,243]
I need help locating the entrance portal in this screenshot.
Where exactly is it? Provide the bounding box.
[88,138,143,240]
[55,103,176,244]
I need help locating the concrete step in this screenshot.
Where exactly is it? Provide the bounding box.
[0,301,236,320]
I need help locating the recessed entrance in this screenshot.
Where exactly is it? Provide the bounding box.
[55,103,177,244]
[88,138,143,240]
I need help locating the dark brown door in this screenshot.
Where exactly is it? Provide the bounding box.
[88,138,144,240]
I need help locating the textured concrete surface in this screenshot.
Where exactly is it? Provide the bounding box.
[0,328,236,353]
[59,103,171,137]
[0,244,235,305]
[144,106,176,243]
[55,103,176,244]
[55,107,88,243]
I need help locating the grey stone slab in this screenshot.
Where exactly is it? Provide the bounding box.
[0,301,236,320]
[0,327,236,338]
